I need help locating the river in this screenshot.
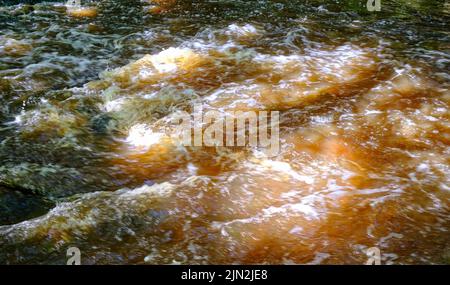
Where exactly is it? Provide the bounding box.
[0,0,449,264]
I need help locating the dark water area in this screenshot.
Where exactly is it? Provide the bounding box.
[0,0,449,264]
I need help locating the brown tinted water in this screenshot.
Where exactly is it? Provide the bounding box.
[0,0,449,264]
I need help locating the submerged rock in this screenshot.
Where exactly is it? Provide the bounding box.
[258,45,381,109]
[90,47,212,91]
[66,6,98,18]
[0,163,112,199]
[0,37,32,57]
[0,182,175,264]
[0,186,54,226]
[146,0,177,14]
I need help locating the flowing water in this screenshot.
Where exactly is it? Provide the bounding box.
[0,0,449,264]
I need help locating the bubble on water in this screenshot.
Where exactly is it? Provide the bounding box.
[225,24,262,41]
